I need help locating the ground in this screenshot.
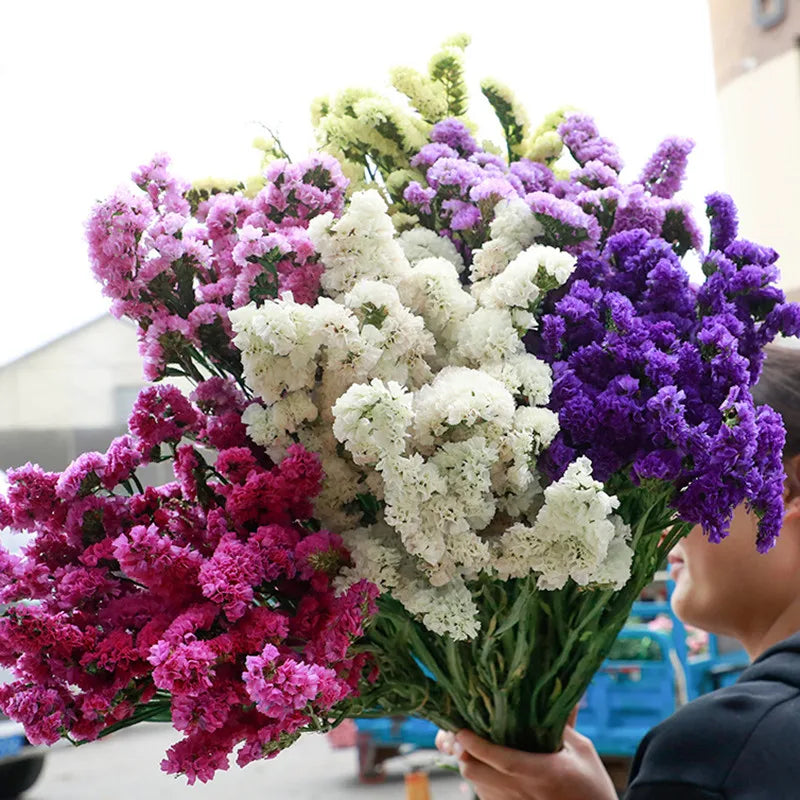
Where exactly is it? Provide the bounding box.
[23,724,469,800]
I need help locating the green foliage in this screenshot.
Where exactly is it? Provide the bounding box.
[186,180,246,216]
[662,207,696,258]
[360,302,389,330]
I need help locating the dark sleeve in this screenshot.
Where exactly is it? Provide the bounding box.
[625,782,725,800]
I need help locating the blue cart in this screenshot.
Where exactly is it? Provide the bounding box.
[577,593,749,758]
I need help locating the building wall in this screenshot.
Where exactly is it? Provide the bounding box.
[708,0,800,292]
[0,315,191,477]
[708,0,800,87]
[0,316,193,433]
[717,47,800,289]
[0,316,145,432]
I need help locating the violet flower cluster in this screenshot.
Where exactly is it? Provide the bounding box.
[529,193,800,551]
[86,154,347,383]
[402,115,701,263]
[0,379,377,783]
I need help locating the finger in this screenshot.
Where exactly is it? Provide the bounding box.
[457,752,510,793]
[436,729,456,755]
[455,730,521,775]
[562,724,594,753]
[567,703,580,728]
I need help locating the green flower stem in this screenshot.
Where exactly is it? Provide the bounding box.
[359,492,692,754]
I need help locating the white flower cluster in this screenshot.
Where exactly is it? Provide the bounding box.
[399,227,464,272]
[495,457,634,591]
[394,574,480,640]
[309,191,410,295]
[478,245,577,329]
[336,524,480,640]
[470,198,544,284]
[231,189,630,641]
[229,296,319,405]
[398,257,476,358]
[343,280,435,387]
[332,367,558,606]
[332,379,413,466]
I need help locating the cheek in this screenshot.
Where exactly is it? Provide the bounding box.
[671,541,744,627]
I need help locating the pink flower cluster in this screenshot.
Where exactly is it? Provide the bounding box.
[0,379,377,783]
[257,155,348,228]
[86,154,348,382]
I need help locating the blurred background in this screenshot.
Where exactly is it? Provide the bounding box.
[0,1,798,797]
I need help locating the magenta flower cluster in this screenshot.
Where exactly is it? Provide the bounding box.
[402,115,700,262]
[86,154,348,383]
[0,380,377,783]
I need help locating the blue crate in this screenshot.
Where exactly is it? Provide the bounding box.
[0,734,25,759]
[576,628,677,756]
[576,586,749,757]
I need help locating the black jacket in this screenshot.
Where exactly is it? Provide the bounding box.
[626,632,800,799]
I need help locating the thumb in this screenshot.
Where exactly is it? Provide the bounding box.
[455,730,522,775]
[567,703,580,729]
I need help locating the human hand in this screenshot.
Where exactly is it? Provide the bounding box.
[435,720,617,800]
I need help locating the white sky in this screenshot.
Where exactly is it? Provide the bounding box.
[0,0,723,367]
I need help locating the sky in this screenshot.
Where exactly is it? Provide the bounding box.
[0,0,724,367]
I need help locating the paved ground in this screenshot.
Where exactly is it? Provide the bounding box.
[24,724,471,800]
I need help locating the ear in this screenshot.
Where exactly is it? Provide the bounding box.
[785,495,800,524]
[784,454,800,523]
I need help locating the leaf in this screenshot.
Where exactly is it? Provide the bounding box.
[494,583,533,636]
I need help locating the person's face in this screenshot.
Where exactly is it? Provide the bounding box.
[669,481,800,641]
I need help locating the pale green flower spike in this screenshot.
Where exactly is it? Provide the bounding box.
[428,39,470,119]
[385,168,425,197]
[480,78,531,162]
[522,107,574,164]
[390,67,449,123]
[309,34,571,213]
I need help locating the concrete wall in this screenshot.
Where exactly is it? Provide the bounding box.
[0,425,174,484]
[0,316,194,432]
[716,46,800,291]
[707,1,800,293]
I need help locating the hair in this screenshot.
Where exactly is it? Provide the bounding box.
[751,345,800,458]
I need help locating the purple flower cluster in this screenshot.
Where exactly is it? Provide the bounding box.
[86,154,347,382]
[558,113,624,172]
[637,137,694,199]
[530,195,800,550]
[402,116,703,263]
